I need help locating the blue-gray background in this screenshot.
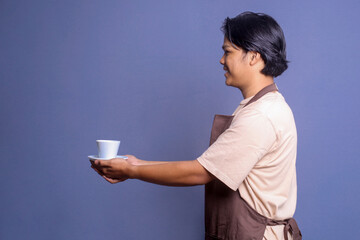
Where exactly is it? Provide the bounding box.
[1,0,359,239]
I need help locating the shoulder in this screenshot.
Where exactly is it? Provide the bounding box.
[241,92,294,118]
[233,92,296,132]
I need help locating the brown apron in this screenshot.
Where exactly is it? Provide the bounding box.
[205,83,302,240]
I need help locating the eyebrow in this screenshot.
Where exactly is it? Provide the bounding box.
[222,45,231,50]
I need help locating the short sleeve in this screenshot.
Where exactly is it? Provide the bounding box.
[197,110,276,190]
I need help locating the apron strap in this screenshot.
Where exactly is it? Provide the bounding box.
[284,218,302,240]
[244,83,278,108]
[267,218,302,240]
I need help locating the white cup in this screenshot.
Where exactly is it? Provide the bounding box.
[96,140,120,159]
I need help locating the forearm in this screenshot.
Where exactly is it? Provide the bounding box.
[128,160,213,186]
[132,159,170,165]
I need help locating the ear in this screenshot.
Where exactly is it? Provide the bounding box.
[249,51,262,66]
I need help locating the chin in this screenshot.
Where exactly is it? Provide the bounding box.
[225,78,232,86]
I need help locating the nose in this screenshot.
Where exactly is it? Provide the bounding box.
[220,54,225,65]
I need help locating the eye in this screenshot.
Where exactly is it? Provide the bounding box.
[224,50,230,56]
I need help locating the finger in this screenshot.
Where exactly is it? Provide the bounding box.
[91,163,102,172]
[91,164,98,172]
[95,160,111,168]
[93,159,103,166]
[93,159,101,165]
[92,164,108,176]
[103,176,126,184]
[91,165,105,176]
[103,176,115,183]
[92,167,116,183]
[103,176,117,183]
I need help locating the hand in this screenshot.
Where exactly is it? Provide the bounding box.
[124,155,143,165]
[90,157,132,184]
[90,163,125,184]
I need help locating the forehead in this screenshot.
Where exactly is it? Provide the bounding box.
[222,37,232,49]
[222,37,240,50]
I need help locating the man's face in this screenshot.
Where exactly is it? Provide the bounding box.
[220,37,251,89]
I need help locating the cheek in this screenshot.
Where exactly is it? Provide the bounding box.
[227,60,237,73]
[230,57,244,73]
[226,55,238,67]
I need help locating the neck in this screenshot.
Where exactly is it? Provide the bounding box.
[240,75,274,99]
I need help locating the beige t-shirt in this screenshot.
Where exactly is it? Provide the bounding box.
[197,91,297,240]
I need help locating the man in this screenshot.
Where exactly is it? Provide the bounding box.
[91,12,302,240]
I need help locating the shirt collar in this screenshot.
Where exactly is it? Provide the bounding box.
[239,95,255,106]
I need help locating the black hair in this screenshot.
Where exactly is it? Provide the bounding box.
[221,12,289,77]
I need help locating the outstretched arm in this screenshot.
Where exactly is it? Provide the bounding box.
[90,155,214,186]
